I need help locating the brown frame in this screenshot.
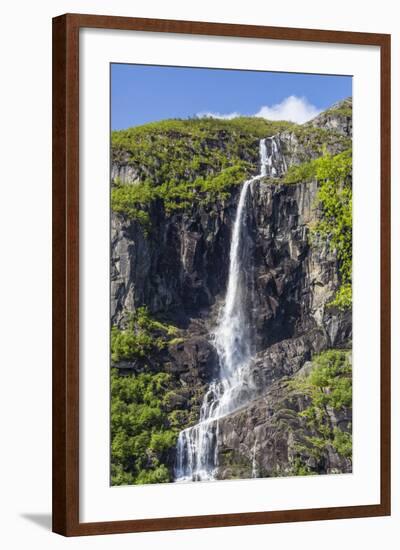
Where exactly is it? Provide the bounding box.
[52,13,391,537]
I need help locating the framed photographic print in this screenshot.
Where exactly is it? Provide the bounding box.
[52,13,391,536]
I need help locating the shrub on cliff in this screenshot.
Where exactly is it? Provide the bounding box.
[111,307,179,362]
[111,161,253,219]
[314,149,352,309]
[111,368,179,485]
[283,149,352,309]
[290,349,352,473]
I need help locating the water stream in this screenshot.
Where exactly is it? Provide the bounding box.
[174,137,282,482]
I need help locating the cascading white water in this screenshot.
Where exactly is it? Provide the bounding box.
[260,138,268,177]
[261,135,287,178]
[175,138,282,482]
[251,440,259,478]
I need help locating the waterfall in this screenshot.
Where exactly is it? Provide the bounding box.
[260,138,268,177]
[174,137,282,482]
[260,135,287,178]
[251,440,259,478]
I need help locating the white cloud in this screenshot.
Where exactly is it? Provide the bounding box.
[254,96,321,123]
[196,111,241,120]
[197,96,321,124]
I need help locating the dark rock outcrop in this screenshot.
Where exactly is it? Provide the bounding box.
[307,97,353,137]
[216,368,352,479]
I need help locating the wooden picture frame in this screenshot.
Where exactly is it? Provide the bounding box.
[52,13,391,536]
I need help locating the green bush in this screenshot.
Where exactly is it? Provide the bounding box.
[289,457,314,476]
[111,162,253,221]
[324,104,352,119]
[149,430,178,453]
[111,181,152,229]
[291,349,352,465]
[283,159,317,184]
[328,283,352,310]
[111,325,154,362]
[304,349,352,410]
[110,309,188,485]
[285,150,352,309]
[111,307,179,363]
[111,368,179,485]
[290,125,351,156]
[332,428,352,458]
[134,465,170,484]
[314,149,352,309]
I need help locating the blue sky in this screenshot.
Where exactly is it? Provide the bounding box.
[111,64,352,131]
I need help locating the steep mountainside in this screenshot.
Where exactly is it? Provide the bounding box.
[307,97,352,137]
[110,98,353,485]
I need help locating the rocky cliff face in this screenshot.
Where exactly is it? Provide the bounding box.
[307,97,353,137]
[111,99,352,481]
[216,358,352,479]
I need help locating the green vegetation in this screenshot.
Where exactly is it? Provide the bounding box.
[157,161,253,212]
[314,150,352,309]
[282,149,352,309]
[290,349,352,473]
[324,101,352,119]
[217,449,253,480]
[110,112,353,484]
[289,457,315,477]
[111,368,179,485]
[283,158,317,184]
[112,118,352,308]
[111,307,191,485]
[111,117,294,225]
[111,117,351,262]
[328,106,352,118]
[111,180,153,229]
[112,117,292,187]
[289,125,351,160]
[111,306,179,363]
[112,117,294,182]
[111,161,252,222]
